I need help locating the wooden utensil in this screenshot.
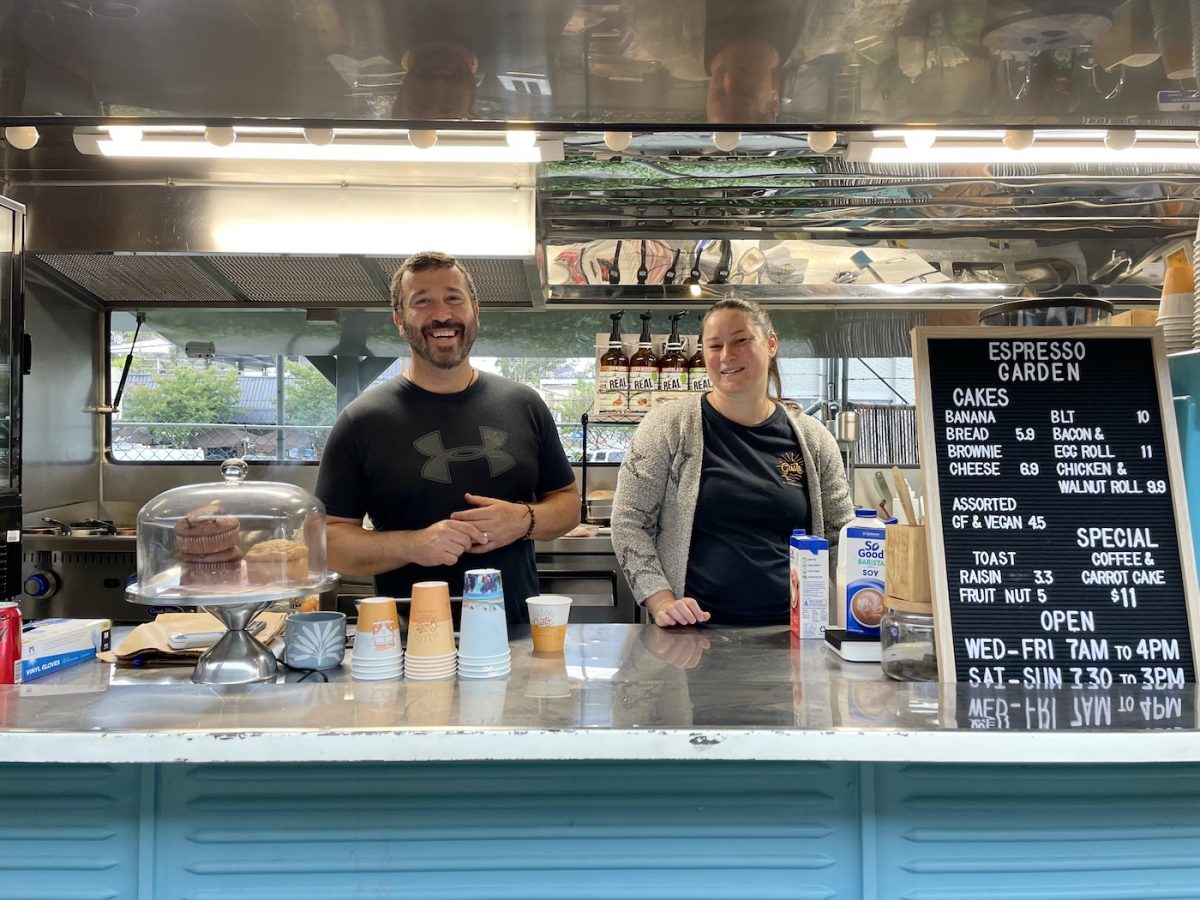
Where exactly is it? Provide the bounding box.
[892,466,919,525]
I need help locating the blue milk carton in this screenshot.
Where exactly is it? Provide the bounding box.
[789,529,829,638]
[835,509,888,636]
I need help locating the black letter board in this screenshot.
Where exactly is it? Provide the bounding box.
[913,326,1199,685]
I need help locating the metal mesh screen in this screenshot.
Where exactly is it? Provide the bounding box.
[35,254,236,304]
[205,255,386,304]
[112,422,333,463]
[372,256,533,306]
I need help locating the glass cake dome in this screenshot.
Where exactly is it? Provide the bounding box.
[131,458,331,602]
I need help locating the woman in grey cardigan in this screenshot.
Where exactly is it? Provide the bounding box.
[612,298,854,627]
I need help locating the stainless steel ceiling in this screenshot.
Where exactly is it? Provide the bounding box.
[3,0,1197,129]
[4,1,1199,315]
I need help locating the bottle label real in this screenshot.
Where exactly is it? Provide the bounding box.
[598,365,629,392]
[630,365,659,392]
[659,366,688,392]
[689,367,711,391]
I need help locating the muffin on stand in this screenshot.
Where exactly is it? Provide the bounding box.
[180,545,244,588]
[244,539,309,586]
[174,501,243,589]
[174,501,239,555]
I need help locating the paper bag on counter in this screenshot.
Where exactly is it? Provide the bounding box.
[98,611,286,667]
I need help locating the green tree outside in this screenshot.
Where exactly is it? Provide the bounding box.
[497,358,562,384]
[122,365,240,448]
[284,361,336,426]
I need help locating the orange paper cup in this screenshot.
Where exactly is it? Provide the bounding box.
[407,581,455,657]
[356,597,400,631]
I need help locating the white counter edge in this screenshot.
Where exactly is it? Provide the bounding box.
[0,727,1194,765]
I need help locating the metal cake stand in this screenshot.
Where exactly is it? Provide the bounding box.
[127,574,340,684]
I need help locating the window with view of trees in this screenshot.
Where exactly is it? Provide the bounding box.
[109,319,914,465]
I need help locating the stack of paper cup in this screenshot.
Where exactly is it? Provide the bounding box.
[1159,262,1194,353]
[404,581,457,680]
[459,568,511,679]
[351,597,403,681]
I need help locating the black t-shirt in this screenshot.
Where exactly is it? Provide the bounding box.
[684,396,812,626]
[315,373,575,623]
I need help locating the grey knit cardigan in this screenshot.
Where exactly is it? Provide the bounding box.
[611,394,855,605]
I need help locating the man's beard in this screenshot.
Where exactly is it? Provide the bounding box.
[403,316,478,370]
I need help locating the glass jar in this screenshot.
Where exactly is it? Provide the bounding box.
[132,458,329,601]
[880,607,937,681]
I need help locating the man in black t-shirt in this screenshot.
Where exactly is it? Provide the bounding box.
[315,251,580,623]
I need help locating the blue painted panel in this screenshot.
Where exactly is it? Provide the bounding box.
[0,763,142,900]
[873,763,1200,900]
[155,761,862,900]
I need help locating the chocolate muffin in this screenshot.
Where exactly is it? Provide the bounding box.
[180,545,244,587]
[174,502,240,555]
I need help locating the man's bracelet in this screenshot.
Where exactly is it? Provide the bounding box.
[521,501,536,540]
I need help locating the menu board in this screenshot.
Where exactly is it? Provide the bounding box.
[913,327,1200,685]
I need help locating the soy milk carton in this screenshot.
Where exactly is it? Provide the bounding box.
[835,509,887,636]
[789,529,829,638]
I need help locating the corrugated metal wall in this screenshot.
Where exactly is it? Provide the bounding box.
[6,760,1200,898]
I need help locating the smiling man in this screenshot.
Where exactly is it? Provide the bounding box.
[316,251,580,624]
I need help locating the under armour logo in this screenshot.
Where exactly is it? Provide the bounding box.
[414,427,515,483]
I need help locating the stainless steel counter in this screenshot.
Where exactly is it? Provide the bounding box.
[1,624,1196,764]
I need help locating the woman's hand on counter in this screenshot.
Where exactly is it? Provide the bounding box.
[645,591,712,627]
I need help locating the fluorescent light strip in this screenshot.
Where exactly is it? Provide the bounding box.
[90,139,545,163]
[866,145,1200,164]
[871,129,1197,143]
[76,128,561,162]
[873,129,1006,140]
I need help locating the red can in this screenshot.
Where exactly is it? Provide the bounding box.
[0,601,21,684]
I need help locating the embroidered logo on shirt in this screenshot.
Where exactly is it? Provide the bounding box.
[778,451,805,487]
[414,427,515,483]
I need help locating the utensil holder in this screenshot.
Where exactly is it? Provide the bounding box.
[884,524,931,607]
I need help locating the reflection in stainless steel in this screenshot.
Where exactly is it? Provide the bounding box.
[7,625,1196,736]
[4,1,1196,129]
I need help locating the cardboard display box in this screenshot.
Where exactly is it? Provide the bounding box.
[21,618,112,682]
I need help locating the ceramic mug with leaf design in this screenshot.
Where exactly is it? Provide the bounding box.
[285,611,347,670]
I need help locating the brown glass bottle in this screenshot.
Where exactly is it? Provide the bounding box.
[598,311,629,393]
[629,312,659,408]
[658,311,689,392]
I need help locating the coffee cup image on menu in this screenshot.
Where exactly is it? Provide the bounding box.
[846,580,886,633]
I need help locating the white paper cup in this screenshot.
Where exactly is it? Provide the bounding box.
[351,663,403,682]
[354,620,403,663]
[526,595,572,653]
